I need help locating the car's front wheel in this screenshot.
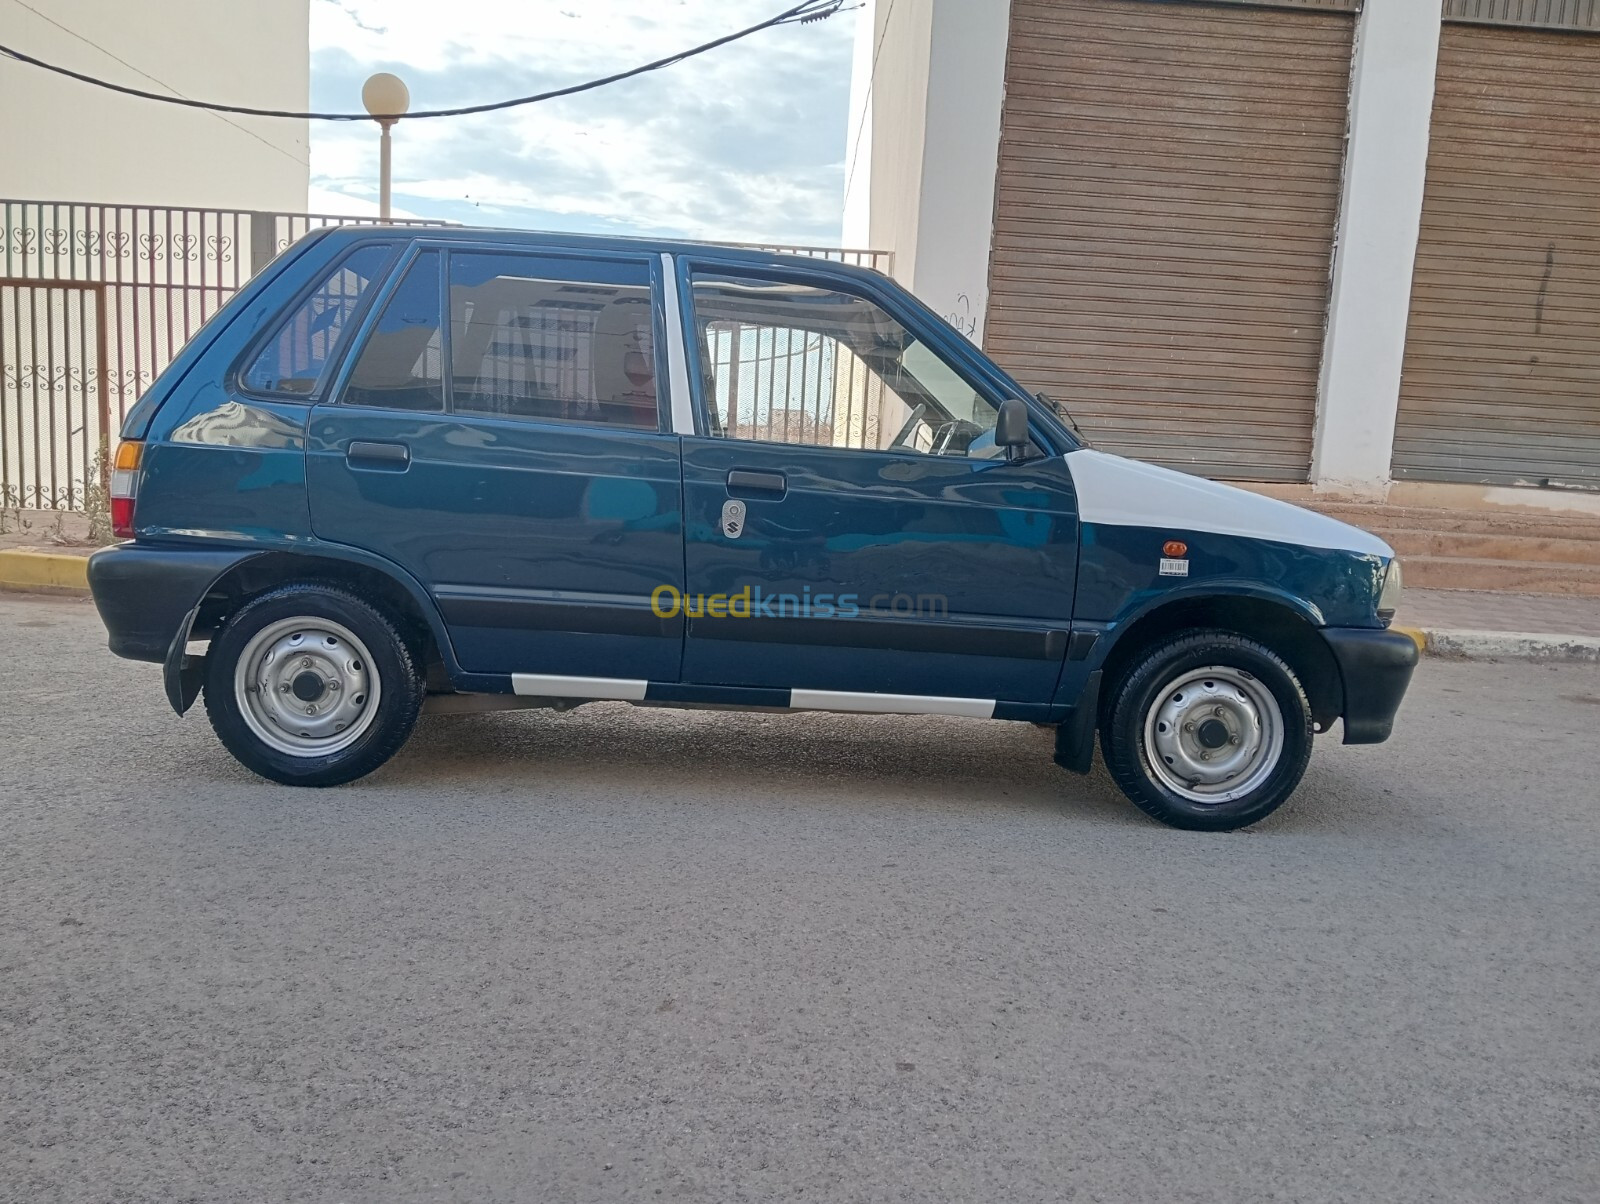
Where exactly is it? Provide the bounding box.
[1101,630,1313,831]
[203,584,424,786]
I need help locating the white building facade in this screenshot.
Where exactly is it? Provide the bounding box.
[0,0,309,212]
[845,0,1600,509]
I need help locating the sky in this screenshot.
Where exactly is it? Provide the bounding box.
[308,0,860,246]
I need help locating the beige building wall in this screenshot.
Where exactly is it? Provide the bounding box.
[842,0,1009,343]
[0,0,309,211]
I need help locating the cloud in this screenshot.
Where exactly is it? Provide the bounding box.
[308,0,857,245]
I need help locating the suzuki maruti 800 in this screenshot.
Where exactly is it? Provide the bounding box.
[88,228,1416,830]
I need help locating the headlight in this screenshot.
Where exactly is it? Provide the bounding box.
[1377,559,1403,622]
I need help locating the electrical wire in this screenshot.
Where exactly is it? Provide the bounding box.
[0,0,845,122]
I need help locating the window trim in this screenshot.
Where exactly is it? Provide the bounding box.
[232,238,400,405]
[677,257,1066,458]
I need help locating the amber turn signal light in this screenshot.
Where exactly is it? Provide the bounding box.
[110,440,143,539]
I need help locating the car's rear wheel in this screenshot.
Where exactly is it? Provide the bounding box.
[203,584,423,786]
[1100,630,1313,831]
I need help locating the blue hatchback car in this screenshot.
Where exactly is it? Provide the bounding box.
[88,227,1416,830]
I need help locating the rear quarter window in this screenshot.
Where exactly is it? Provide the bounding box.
[240,243,393,398]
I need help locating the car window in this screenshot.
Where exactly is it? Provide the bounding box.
[690,273,1004,458]
[343,250,444,412]
[448,251,660,430]
[241,243,392,397]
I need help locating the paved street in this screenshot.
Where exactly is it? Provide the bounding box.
[2,594,1597,1203]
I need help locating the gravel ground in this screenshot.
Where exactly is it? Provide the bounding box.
[2,594,1597,1203]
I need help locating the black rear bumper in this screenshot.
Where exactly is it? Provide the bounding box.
[87,543,256,663]
[1321,626,1419,745]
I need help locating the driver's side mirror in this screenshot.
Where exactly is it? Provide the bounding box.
[995,398,1030,461]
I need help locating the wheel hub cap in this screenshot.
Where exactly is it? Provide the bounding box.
[291,670,327,702]
[1143,665,1285,805]
[234,617,380,758]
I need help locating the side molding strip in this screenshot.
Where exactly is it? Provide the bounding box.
[512,674,650,701]
[790,688,996,719]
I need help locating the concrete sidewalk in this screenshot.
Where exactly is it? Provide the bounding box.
[0,510,99,591]
[1393,588,1600,662]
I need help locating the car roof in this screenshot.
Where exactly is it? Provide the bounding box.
[308,223,888,282]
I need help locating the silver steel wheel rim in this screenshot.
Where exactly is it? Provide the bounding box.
[1142,665,1284,805]
[234,617,380,758]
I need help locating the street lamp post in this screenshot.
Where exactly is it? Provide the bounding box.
[361,73,411,220]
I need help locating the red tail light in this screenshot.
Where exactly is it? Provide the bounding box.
[110,441,142,539]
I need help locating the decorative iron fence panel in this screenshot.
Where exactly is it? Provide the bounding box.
[0,280,106,509]
[1,199,889,510]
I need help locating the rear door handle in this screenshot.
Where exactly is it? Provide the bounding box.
[347,440,410,470]
[727,469,786,498]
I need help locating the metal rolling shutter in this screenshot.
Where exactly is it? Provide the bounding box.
[1393,23,1600,489]
[984,0,1355,482]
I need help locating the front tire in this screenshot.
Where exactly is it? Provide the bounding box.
[203,584,424,786]
[1101,630,1313,831]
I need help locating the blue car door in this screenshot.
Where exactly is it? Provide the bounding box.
[673,262,1078,709]
[305,241,685,685]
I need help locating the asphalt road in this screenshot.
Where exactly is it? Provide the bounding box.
[2,594,1597,1204]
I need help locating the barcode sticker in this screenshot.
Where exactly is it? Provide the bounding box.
[1159,558,1189,577]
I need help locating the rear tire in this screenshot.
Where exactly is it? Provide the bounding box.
[1101,630,1313,831]
[203,584,423,786]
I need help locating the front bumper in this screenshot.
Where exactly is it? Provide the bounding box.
[1321,626,1419,745]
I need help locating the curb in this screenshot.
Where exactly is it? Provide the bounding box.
[1391,625,1428,656]
[1394,623,1600,664]
[1418,627,1600,664]
[0,548,91,594]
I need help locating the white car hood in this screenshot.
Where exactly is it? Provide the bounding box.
[1063,449,1393,559]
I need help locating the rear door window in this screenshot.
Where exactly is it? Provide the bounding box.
[241,243,393,397]
[447,251,661,430]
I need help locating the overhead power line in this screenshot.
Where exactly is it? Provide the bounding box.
[0,0,845,121]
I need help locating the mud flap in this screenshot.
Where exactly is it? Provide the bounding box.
[162,601,206,716]
[1052,670,1102,775]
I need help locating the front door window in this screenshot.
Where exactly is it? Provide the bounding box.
[691,274,1007,458]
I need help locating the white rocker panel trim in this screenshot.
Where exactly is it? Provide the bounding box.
[512,674,649,701]
[506,676,998,717]
[789,689,996,719]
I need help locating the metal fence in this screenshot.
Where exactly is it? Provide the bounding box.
[0,198,888,511]
[1,200,446,510]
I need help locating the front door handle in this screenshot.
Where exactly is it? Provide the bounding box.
[347,440,410,470]
[727,469,786,498]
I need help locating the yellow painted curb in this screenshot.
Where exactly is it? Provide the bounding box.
[1391,625,1428,655]
[0,548,91,592]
